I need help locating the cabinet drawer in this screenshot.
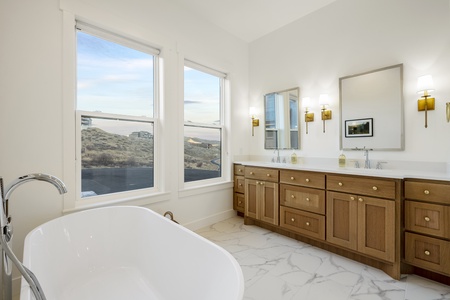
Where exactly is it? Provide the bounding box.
[234,193,245,211]
[327,174,396,199]
[405,232,450,276]
[245,167,279,182]
[280,170,325,189]
[280,184,325,214]
[280,206,325,240]
[405,201,450,239]
[234,176,245,194]
[405,181,450,205]
[234,165,245,176]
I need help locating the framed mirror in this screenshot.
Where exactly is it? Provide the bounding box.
[340,64,404,150]
[264,87,300,149]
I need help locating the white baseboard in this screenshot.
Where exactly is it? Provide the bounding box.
[183,209,236,231]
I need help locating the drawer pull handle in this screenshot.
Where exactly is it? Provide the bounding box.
[250,172,254,175]
[424,190,430,195]
[291,218,295,222]
[290,176,295,180]
[267,174,271,177]
[372,186,378,191]
[291,195,295,199]
[358,197,364,202]
[350,196,355,201]
[424,250,431,256]
[338,182,343,186]
[306,197,310,202]
[306,222,310,226]
[424,216,431,222]
[305,178,310,183]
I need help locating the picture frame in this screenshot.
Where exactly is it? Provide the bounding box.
[345,118,373,137]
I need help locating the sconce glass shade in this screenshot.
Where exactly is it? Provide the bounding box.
[319,94,329,107]
[302,97,311,108]
[249,106,257,117]
[417,75,434,95]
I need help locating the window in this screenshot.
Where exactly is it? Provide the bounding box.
[184,61,225,183]
[76,22,159,198]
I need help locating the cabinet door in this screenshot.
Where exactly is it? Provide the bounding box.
[326,191,358,251]
[260,181,279,225]
[357,196,395,262]
[245,179,258,219]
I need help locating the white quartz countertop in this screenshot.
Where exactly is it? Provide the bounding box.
[234,161,450,181]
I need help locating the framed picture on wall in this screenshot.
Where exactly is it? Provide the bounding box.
[345,118,373,137]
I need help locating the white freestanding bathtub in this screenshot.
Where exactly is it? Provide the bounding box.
[20,206,244,300]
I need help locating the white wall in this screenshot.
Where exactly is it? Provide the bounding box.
[0,0,249,294]
[249,0,450,165]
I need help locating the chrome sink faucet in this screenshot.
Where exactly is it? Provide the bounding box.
[363,147,373,169]
[1,174,67,300]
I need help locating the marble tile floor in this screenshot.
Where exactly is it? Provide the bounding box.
[196,216,450,300]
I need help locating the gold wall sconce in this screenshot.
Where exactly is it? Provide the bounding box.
[319,94,332,133]
[446,102,450,122]
[417,75,435,128]
[302,97,314,134]
[249,107,259,136]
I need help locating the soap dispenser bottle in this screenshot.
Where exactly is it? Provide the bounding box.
[338,151,346,168]
[291,151,298,164]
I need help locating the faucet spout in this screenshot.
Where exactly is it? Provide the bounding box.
[4,173,67,200]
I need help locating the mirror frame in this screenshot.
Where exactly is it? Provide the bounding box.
[264,87,300,150]
[339,64,404,151]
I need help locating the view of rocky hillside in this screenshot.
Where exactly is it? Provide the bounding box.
[81,127,220,171]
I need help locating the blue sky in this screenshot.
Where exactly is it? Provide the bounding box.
[77,31,221,139]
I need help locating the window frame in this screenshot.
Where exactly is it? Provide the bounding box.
[74,21,161,206]
[182,60,227,187]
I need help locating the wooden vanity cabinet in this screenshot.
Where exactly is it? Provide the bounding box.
[233,164,404,279]
[326,174,397,262]
[404,179,450,277]
[233,164,245,213]
[245,167,279,225]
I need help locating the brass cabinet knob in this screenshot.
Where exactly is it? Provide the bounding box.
[291,195,295,199]
[424,216,431,222]
[290,176,295,180]
[358,197,364,202]
[261,182,265,185]
[350,196,355,201]
[238,201,242,204]
[291,218,295,222]
[338,182,343,186]
[238,183,242,186]
[372,186,378,191]
[238,169,242,172]
[250,171,254,175]
[305,178,310,183]
[424,250,431,256]
[267,173,271,177]
[306,222,310,226]
[424,190,430,195]
[256,181,259,185]
[306,197,310,202]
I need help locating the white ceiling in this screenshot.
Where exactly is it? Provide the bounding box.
[170,0,338,42]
